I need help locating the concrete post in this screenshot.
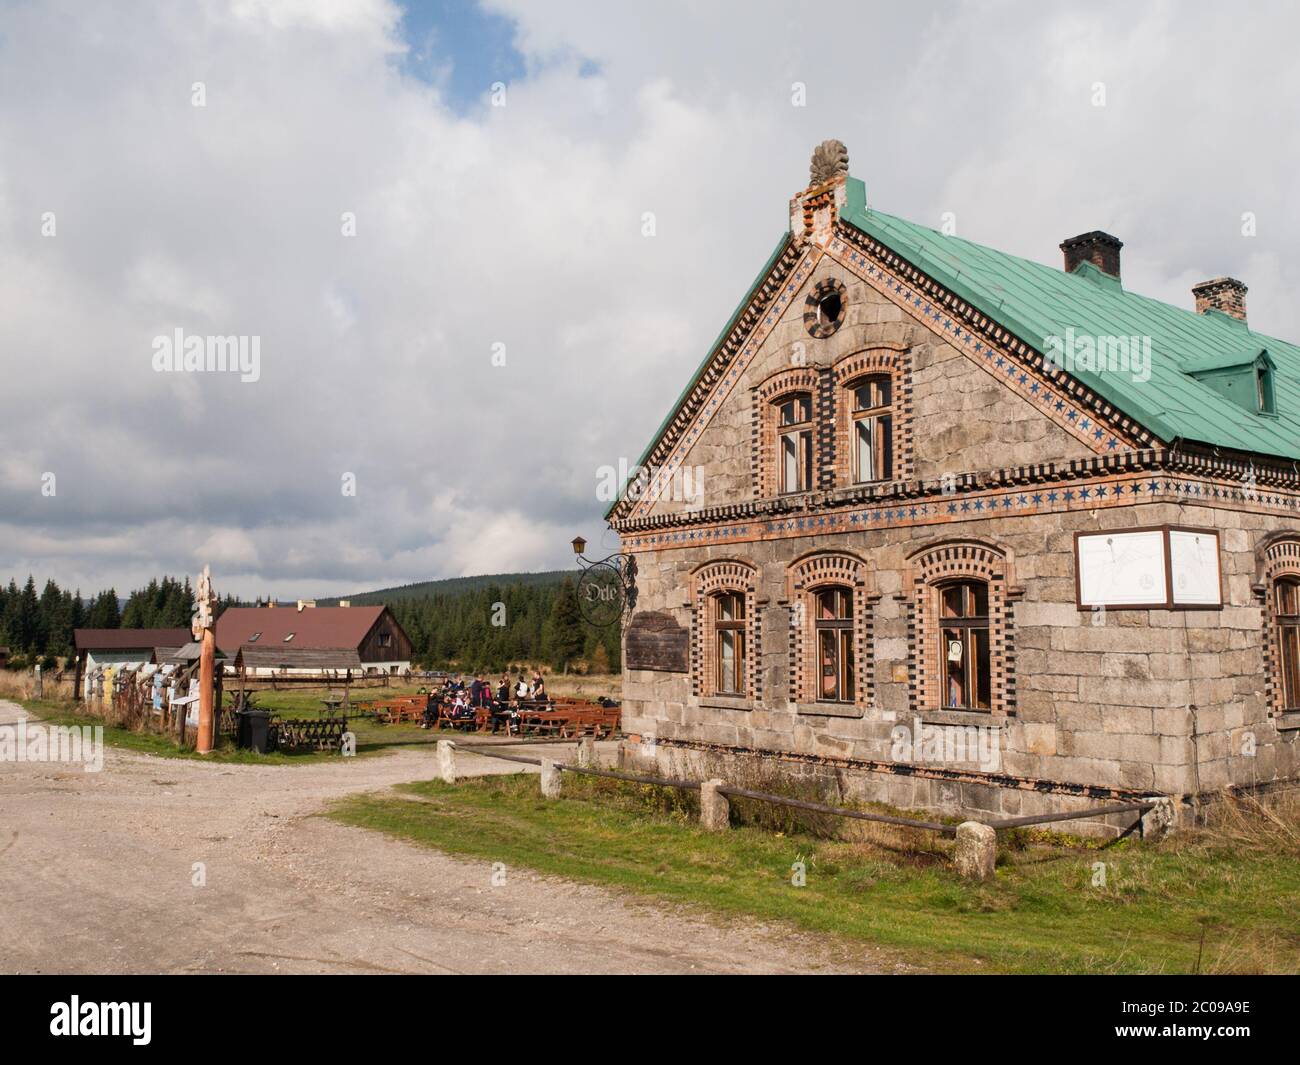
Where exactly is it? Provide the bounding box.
[436,740,457,784]
[700,778,729,831]
[33,664,43,700]
[954,821,997,881]
[1139,796,1176,841]
[539,758,562,799]
[576,736,596,768]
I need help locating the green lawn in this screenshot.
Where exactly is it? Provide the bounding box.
[328,773,1300,974]
[17,691,455,765]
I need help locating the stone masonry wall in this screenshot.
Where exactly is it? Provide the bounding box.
[621,499,1300,825]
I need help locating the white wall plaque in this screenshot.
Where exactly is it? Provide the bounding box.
[1169,529,1222,606]
[1076,530,1167,608]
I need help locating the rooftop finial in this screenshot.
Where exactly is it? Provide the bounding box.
[809,139,849,186]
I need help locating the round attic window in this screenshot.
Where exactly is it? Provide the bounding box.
[804,279,847,338]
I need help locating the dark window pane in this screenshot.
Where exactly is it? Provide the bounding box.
[877,414,893,480]
[941,585,964,618]
[819,628,838,700]
[943,626,966,706]
[841,629,855,702]
[1281,624,1300,710]
[1278,579,1299,617]
[974,628,991,709]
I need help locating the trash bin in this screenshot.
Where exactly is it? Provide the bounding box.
[237,709,272,753]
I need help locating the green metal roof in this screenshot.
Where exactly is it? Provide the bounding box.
[608,176,1300,521]
[841,177,1300,461]
[1182,348,1270,374]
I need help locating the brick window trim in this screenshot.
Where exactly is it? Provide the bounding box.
[831,345,914,486]
[785,551,876,708]
[690,559,762,702]
[753,366,822,500]
[904,539,1020,718]
[1256,533,1300,717]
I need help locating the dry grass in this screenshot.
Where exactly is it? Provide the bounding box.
[0,670,75,701]
[1190,787,1300,858]
[542,672,621,701]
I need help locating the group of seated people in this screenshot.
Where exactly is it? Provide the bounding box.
[420,671,549,733]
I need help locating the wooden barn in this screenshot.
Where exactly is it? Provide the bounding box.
[214,603,412,676]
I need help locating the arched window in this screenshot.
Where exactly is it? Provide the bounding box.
[833,348,910,489]
[714,592,747,695]
[1259,535,1300,716]
[851,375,892,483]
[1276,576,1300,711]
[691,560,760,702]
[787,552,872,710]
[777,392,813,494]
[907,541,1016,716]
[815,587,854,702]
[938,580,991,710]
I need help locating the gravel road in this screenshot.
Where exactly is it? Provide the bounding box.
[0,700,903,974]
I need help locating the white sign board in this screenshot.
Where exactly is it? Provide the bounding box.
[1076,530,1167,607]
[1169,529,1222,606]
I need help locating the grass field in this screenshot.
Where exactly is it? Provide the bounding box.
[14,673,619,766]
[328,772,1300,975]
[17,693,452,764]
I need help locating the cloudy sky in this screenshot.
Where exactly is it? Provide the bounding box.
[1,0,1297,599]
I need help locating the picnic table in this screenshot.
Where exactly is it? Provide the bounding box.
[369,696,426,725]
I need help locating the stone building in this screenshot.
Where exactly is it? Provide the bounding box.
[606,142,1300,832]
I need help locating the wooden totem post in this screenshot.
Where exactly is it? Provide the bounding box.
[194,565,217,754]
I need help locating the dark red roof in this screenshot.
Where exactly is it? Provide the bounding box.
[215,605,387,652]
[74,628,192,651]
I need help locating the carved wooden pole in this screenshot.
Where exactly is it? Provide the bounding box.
[194,565,217,755]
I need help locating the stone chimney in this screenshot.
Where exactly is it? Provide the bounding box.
[790,139,850,245]
[1192,277,1247,322]
[1060,231,1123,278]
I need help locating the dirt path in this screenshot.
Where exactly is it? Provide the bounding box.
[0,700,901,974]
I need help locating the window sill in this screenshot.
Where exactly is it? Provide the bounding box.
[794,702,864,719]
[1275,712,1300,731]
[696,695,755,712]
[918,709,1003,727]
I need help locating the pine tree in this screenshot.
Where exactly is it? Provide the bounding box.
[546,577,584,673]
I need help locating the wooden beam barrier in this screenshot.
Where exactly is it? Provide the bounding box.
[985,800,1153,831]
[446,744,1166,855]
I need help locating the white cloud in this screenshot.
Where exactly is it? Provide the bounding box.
[1,0,1297,597]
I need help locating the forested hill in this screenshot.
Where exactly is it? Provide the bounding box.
[318,570,573,605]
[3,568,619,674]
[333,570,619,674]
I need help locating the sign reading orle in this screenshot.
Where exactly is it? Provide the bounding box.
[576,554,637,628]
